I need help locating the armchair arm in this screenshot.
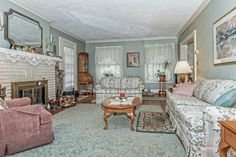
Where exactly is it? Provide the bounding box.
[5,97,31,108]
[0,105,41,141]
[7,105,41,116]
[203,106,236,130]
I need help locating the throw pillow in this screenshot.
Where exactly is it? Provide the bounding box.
[173,83,197,96]
[213,89,236,107]
[0,97,8,110]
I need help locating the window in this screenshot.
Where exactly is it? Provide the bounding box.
[59,37,77,91]
[144,44,175,83]
[95,46,123,82]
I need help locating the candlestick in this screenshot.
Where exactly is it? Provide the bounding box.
[50,34,53,43]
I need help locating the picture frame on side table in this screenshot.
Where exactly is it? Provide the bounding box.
[127,52,140,67]
[213,7,236,65]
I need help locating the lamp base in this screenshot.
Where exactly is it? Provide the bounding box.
[179,74,186,83]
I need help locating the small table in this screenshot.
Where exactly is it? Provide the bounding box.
[219,121,236,157]
[101,97,141,131]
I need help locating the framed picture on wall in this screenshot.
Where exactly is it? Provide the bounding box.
[127,52,140,67]
[213,7,236,65]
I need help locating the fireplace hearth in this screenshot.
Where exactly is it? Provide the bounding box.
[11,80,48,104]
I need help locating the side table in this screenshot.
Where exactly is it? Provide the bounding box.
[219,121,236,157]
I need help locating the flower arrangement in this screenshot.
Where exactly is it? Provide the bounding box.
[155,59,169,77]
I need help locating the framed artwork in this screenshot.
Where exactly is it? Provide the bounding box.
[127,52,139,67]
[213,7,236,65]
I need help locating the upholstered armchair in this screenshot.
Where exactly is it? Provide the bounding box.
[0,97,54,156]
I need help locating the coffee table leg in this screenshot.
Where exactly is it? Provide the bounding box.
[130,111,135,131]
[104,111,108,130]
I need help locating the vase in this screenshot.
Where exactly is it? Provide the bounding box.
[159,75,166,82]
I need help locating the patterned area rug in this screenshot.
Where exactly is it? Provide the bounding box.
[137,111,175,133]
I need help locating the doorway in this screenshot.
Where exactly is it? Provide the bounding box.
[179,30,198,81]
[59,37,77,91]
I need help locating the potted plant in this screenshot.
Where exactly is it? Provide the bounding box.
[155,60,169,82]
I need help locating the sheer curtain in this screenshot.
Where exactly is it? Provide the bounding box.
[95,46,123,82]
[144,43,175,83]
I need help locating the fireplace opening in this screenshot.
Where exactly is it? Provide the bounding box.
[20,87,45,104]
[11,80,48,104]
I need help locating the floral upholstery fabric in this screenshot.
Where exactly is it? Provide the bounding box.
[96,76,143,104]
[168,92,210,107]
[194,79,236,104]
[167,79,236,157]
[121,77,143,89]
[98,76,121,89]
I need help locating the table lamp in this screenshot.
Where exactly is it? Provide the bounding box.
[174,61,192,83]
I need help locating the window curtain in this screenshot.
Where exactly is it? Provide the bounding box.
[144,43,175,83]
[95,46,123,82]
[64,46,75,91]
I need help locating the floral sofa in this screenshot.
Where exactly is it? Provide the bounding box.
[95,76,144,104]
[166,79,236,157]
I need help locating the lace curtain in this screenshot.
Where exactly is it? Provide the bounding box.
[144,43,175,83]
[95,46,123,82]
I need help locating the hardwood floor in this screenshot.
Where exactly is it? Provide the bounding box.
[78,94,167,111]
[142,99,166,111]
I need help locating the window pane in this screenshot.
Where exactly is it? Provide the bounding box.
[64,46,75,91]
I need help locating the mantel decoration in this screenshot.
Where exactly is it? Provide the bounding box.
[127,52,139,67]
[0,47,62,66]
[213,7,236,64]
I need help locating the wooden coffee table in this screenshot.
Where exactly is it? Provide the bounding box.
[101,97,141,131]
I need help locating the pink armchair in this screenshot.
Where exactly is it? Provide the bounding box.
[0,97,54,156]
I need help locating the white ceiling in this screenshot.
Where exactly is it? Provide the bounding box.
[11,0,205,41]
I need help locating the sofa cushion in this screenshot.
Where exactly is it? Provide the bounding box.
[193,79,208,100]
[168,93,211,107]
[0,98,8,109]
[213,89,236,107]
[121,77,142,89]
[194,79,236,104]
[173,83,196,96]
[99,77,121,89]
[201,80,236,104]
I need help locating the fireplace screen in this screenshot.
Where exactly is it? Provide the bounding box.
[11,80,48,105]
[21,87,44,104]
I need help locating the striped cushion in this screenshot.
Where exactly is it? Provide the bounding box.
[0,98,8,110]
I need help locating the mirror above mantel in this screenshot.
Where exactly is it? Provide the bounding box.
[4,9,43,54]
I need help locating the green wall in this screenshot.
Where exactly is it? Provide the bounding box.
[86,39,177,88]
[0,0,85,55]
[50,27,85,55]
[178,0,236,80]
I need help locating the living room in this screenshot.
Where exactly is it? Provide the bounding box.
[0,0,236,157]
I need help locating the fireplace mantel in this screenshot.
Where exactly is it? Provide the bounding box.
[0,47,62,66]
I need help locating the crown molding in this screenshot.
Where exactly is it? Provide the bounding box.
[177,0,212,37]
[86,36,177,44]
[10,0,86,43]
[10,0,52,22]
[50,24,86,42]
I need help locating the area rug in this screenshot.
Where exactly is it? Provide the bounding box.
[12,104,185,157]
[137,111,175,133]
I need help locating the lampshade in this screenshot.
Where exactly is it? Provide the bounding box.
[174,61,192,74]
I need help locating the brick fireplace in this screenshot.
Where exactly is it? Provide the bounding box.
[0,47,62,100]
